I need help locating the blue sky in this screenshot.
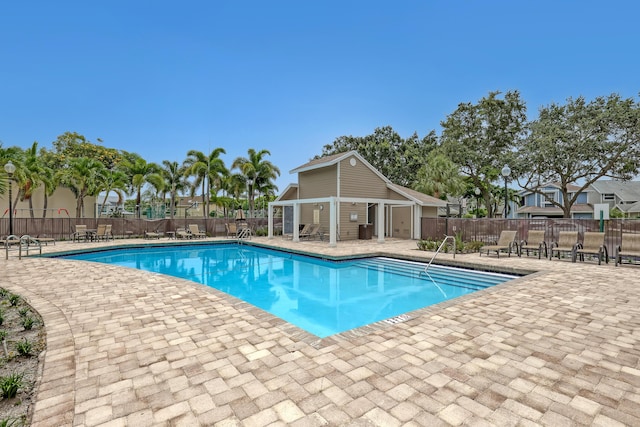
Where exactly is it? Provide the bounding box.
[1,1,638,192]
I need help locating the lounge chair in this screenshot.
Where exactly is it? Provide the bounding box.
[549,231,579,261]
[144,230,162,239]
[35,235,55,245]
[519,230,547,259]
[615,233,640,266]
[301,224,321,240]
[188,224,206,239]
[480,230,517,257]
[287,224,310,240]
[573,232,608,264]
[176,228,191,239]
[225,222,237,238]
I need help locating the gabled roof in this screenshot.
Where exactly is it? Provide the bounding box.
[387,183,447,207]
[290,150,390,184]
[274,183,299,202]
[589,180,640,202]
[518,182,584,195]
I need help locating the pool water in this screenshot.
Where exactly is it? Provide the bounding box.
[62,244,516,337]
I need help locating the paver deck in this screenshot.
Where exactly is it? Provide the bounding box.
[3,237,640,426]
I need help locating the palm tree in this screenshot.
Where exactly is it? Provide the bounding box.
[231,149,280,218]
[161,160,187,219]
[183,148,228,218]
[57,157,107,217]
[413,152,465,200]
[98,168,129,217]
[121,156,162,218]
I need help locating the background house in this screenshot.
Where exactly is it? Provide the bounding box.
[268,151,445,245]
[588,180,640,218]
[516,183,593,218]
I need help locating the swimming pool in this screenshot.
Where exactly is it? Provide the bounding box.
[61,244,517,337]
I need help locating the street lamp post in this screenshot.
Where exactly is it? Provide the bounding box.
[501,164,511,219]
[4,161,16,235]
[474,187,481,218]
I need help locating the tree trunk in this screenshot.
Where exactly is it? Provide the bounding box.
[42,194,48,219]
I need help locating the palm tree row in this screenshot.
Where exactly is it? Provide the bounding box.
[1,132,280,219]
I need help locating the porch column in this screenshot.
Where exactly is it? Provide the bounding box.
[329,196,337,247]
[293,202,301,242]
[267,203,274,239]
[377,202,385,243]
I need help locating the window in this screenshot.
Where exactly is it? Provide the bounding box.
[603,193,615,201]
[543,192,555,206]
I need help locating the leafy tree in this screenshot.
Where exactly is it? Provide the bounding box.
[318,126,437,187]
[517,93,640,217]
[183,148,227,218]
[21,142,50,218]
[232,149,280,218]
[440,90,528,217]
[51,132,122,169]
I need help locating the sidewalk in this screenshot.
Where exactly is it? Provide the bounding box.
[3,237,640,426]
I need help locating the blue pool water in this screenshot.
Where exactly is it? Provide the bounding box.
[61,244,516,337]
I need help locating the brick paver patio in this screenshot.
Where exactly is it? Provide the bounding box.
[2,237,640,426]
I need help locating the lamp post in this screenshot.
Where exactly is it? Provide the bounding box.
[4,161,16,235]
[501,164,511,219]
[474,187,481,218]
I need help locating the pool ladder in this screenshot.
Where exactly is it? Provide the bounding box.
[423,235,455,274]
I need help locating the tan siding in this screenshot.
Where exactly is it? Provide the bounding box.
[339,157,388,199]
[278,186,299,201]
[339,202,367,240]
[299,167,337,199]
[391,206,412,238]
[0,185,97,218]
[421,206,439,218]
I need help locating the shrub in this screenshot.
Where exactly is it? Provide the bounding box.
[21,317,34,331]
[466,240,485,252]
[0,330,7,342]
[0,372,23,398]
[15,338,32,357]
[7,294,20,307]
[0,417,21,427]
[17,308,28,317]
[0,289,7,299]
[0,309,3,326]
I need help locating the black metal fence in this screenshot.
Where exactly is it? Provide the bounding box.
[421,217,640,256]
[1,217,275,241]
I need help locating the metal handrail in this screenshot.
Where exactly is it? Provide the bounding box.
[423,235,456,273]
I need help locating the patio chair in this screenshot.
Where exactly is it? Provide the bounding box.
[480,230,517,257]
[35,234,56,245]
[615,233,640,266]
[573,232,608,265]
[188,224,206,239]
[72,224,88,242]
[519,230,547,259]
[549,231,579,261]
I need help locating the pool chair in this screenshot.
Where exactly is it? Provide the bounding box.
[188,224,206,239]
[72,224,89,242]
[144,230,162,239]
[573,232,608,265]
[225,222,237,238]
[175,228,191,239]
[300,224,321,240]
[615,233,640,266]
[519,230,547,259]
[549,231,579,261]
[102,224,114,241]
[480,230,517,257]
